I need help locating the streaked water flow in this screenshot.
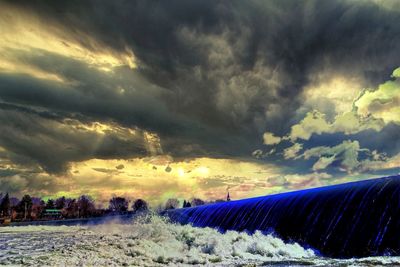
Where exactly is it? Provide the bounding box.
[165,175,400,258]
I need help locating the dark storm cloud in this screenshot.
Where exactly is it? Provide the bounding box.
[355,124,400,157]
[0,147,58,194]
[0,106,149,173]
[303,123,400,158]
[14,1,400,129]
[1,0,400,174]
[0,49,251,160]
[271,123,400,175]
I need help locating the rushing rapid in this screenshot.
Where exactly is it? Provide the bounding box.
[0,215,315,266]
[165,175,400,258]
[1,215,400,266]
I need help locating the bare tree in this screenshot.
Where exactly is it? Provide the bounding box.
[55,196,66,209]
[65,199,78,218]
[109,197,128,213]
[77,195,95,217]
[164,198,179,210]
[190,198,205,207]
[46,199,55,209]
[31,199,45,219]
[18,195,33,220]
[9,197,19,207]
[132,199,148,212]
[0,193,10,217]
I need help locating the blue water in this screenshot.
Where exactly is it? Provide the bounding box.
[165,175,400,258]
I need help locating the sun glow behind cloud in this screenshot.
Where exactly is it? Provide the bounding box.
[303,75,363,115]
[43,157,283,205]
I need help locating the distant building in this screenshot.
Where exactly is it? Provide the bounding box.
[43,209,62,219]
[226,190,231,201]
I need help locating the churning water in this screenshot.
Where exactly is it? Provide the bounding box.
[165,175,400,258]
[1,214,399,266]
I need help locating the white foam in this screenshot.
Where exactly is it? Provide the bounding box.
[1,214,399,266]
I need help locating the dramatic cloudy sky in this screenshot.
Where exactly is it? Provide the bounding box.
[0,0,399,204]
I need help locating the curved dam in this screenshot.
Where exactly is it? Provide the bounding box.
[164,175,400,258]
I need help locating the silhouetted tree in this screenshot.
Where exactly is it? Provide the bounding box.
[109,197,128,213]
[46,199,55,209]
[55,196,66,209]
[77,195,95,217]
[18,195,33,220]
[154,204,164,213]
[190,198,205,207]
[9,197,20,207]
[0,193,10,217]
[182,200,191,208]
[132,199,148,212]
[65,199,78,218]
[164,198,179,210]
[31,199,46,219]
[31,197,43,206]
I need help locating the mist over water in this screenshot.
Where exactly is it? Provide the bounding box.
[1,215,399,266]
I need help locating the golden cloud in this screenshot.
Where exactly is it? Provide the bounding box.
[303,74,364,115]
[289,111,384,141]
[0,2,136,81]
[45,157,282,205]
[263,132,282,145]
[355,67,400,124]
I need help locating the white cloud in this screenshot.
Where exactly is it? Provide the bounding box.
[288,110,384,142]
[263,131,282,145]
[312,156,336,171]
[360,152,400,172]
[267,172,333,190]
[260,68,398,148]
[283,143,303,159]
[302,74,363,115]
[289,111,331,141]
[301,140,367,173]
[252,149,264,158]
[354,67,400,124]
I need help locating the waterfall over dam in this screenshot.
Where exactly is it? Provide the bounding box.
[164,175,400,258]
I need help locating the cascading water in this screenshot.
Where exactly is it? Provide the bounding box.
[164,175,400,258]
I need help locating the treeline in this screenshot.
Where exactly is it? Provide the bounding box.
[159,197,226,211]
[0,193,149,222]
[0,193,227,222]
